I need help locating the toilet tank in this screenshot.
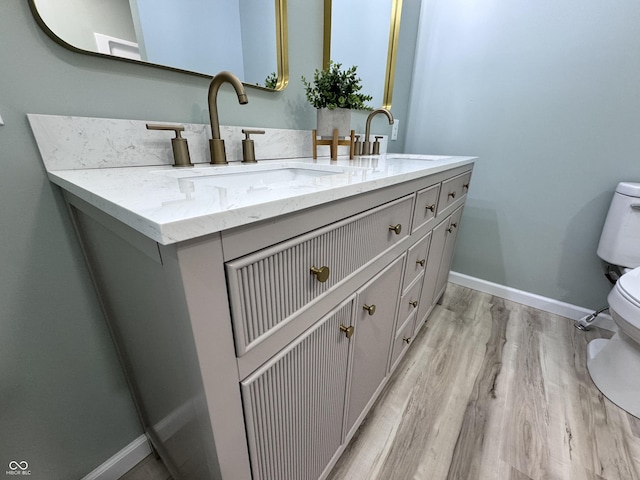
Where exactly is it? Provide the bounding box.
[597,182,640,268]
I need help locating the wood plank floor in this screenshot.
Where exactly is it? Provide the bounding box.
[121,284,640,480]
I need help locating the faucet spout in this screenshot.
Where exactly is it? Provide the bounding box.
[363,108,394,155]
[208,71,248,164]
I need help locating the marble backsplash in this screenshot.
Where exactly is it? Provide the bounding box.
[28,114,388,171]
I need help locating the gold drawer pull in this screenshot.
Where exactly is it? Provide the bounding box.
[310,266,330,282]
[463,182,470,190]
[388,224,402,235]
[362,304,376,316]
[448,191,456,199]
[416,259,426,267]
[409,300,418,308]
[340,324,355,339]
[446,222,458,233]
[425,204,435,212]
[403,337,412,344]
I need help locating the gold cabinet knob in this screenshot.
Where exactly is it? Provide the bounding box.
[451,222,458,229]
[310,266,330,283]
[416,259,426,267]
[388,224,402,235]
[362,304,376,316]
[425,204,435,212]
[463,182,470,190]
[448,191,456,199]
[340,324,355,339]
[409,300,418,308]
[446,222,458,234]
[403,337,411,344]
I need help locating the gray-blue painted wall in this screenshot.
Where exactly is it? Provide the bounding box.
[407,0,640,310]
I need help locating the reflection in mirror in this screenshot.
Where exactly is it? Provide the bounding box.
[323,0,402,109]
[29,0,289,91]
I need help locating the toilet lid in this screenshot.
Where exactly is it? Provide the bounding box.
[617,266,640,307]
[616,182,640,197]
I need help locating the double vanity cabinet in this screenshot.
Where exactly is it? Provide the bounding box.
[63,160,471,480]
[29,113,473,480]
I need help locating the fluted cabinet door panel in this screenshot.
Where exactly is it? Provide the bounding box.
[226,196,412,355]
[241,298,354,480]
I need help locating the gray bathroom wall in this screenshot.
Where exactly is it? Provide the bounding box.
[406,0,640,309]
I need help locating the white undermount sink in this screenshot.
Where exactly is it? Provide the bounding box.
[152,162,361,189]
[186,167,337,189]
[383,154,452,161]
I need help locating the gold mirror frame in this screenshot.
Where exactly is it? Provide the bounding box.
[28,0,289,92]
[323,0,402,109]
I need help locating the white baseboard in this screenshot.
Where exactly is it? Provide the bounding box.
[81,434,152,480]
[448,271,616,332]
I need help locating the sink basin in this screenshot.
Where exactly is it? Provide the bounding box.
[152,162,361,190]
[185,167,336,189]
[384,154,452,161]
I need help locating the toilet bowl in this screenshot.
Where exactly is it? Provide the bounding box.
[587,266,640,418]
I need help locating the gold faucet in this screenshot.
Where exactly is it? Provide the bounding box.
[362,108,394,155]
[208,71,248,164]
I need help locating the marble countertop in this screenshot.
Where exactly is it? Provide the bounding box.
[48,154,475,245]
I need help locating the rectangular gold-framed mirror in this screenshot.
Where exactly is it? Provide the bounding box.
[28,0,289,91]
[323,0,402,109]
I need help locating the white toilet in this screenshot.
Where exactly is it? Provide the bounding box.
[587,182,640,418]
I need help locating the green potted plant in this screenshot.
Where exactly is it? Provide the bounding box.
[302,61,372,137]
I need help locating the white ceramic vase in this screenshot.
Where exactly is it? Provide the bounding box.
[316,108,351,138]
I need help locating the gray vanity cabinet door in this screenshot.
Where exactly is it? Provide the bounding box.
[418,219,449,326]
[346,256,404,435]
[434,206,464,302]
[416,206,464,331]
[241,298,354,480]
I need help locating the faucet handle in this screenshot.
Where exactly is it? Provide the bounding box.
[353,135,362,156]
[241,129,265,163]
[373,136,383,155]
[146,123,193,168]
[242,129,265,138]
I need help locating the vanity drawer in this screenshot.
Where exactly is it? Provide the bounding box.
[390,310,417,373]
[437,171,472,215]
[226,195,413,355]
[412,184,440,232]
[402,232,431,292]
[397,275,423,329]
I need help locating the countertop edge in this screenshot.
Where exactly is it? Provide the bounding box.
[49,157,476,245]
